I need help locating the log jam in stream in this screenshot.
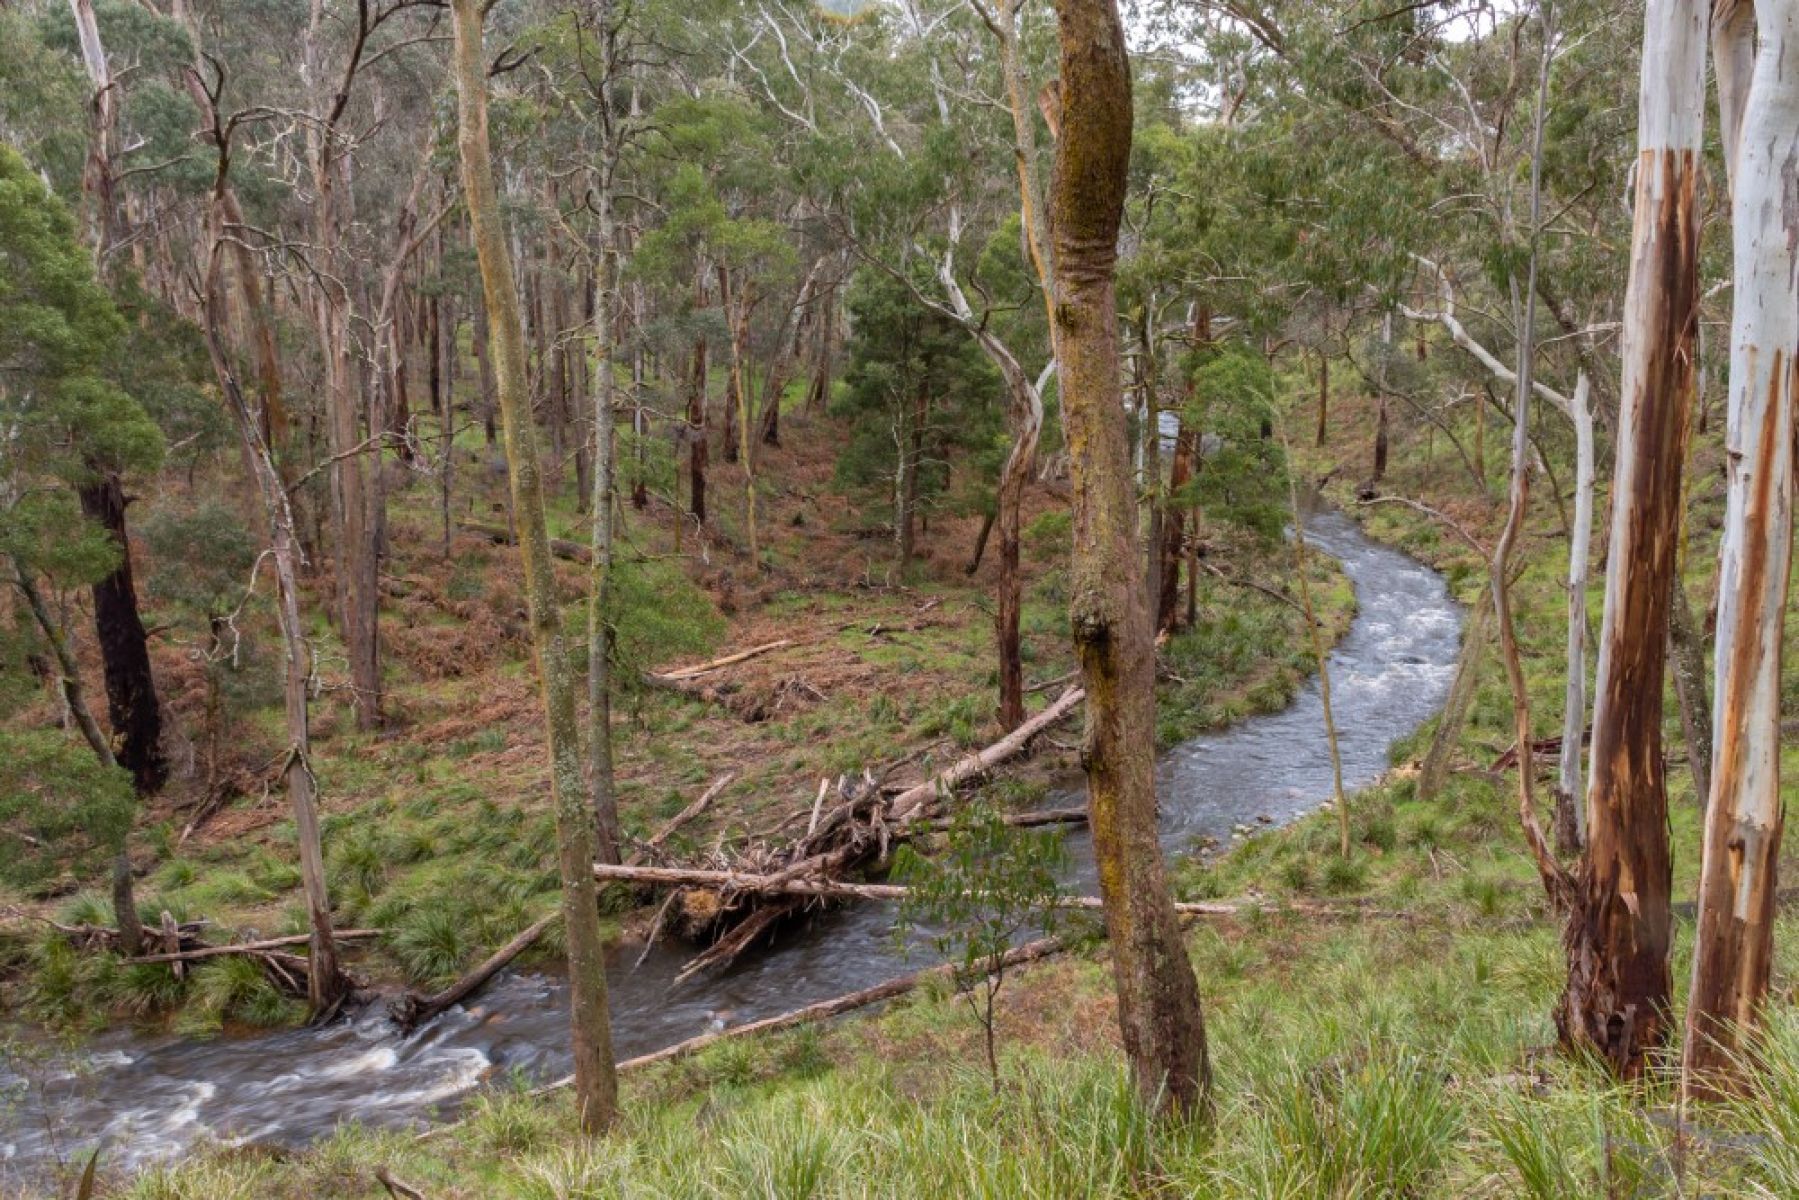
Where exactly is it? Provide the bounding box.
[0,512,1459,1180]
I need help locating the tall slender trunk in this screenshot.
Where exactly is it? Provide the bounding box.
[689,330,708,526]
[587,162,623,866]
[990,358,1041,731]
[1315,353,1329,447]
[721,270,759,574]
[449,0,618,1130]
[1050,0,1208,1115]
[720,266,740,466]
[1158,305,1206,634]
[1560,0,1702,1077]
[1684,0,1799,1096]
[474,298,498,446]
[197,191,342,1012]
[12,566,143,956]
[1140,310,1163,622]
[1555,372,1594,851]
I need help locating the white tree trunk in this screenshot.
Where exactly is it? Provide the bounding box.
[1685,0,1799,1096]
[1559,371,1594,837]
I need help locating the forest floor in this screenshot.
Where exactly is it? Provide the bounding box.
[0,392,1351,1031]
[16,374,1799,1198]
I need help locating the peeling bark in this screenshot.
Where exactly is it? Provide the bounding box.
[1684,0,1798,1097]
[1559,0,1704,1078]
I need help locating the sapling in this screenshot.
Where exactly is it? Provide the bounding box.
[893,801,1072,1091]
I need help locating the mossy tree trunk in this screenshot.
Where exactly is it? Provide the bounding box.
[449,0,619,1132]
[1050,0,1210,1117]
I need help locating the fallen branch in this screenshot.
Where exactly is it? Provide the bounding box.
[925,805,1089,830]
[375,1166,429,1200]
[389,911,559,1031]
[460,519,592,564]
[122,929,383,965]
[624,774,733,866]
[592,861,1360,919]
[1491,729,1589,772]
[538,935,1071,1096]
[1198,561,1315,622]
[656,641,793,681]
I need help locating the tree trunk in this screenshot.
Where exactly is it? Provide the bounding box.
[1315,353,1329,447]
[1157,306,1206,634]
[689,331,708,526]
[1560,0,1701,1078]
[1684,0,1799,1097]
[587,173,623,867]
[1418,590,1490,803]
[1554,373,1594,852]
[1049,0,1209,1116]
[992,364,1040,732]
[449,0,618,1131]
[721,270,759,574]
[76,474,166,796]
[12,565,144,956]
[197,206,343,1014]
[720,267,740,466]
[1140,310,1163,625]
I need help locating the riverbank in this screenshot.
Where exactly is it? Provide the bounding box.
[73,484,1799,1198]
[0,408,1352,1033]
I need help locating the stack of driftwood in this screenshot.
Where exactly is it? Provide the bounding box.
[596,685,1088,981]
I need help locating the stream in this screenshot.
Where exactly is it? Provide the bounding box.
[0,511,1461,1183]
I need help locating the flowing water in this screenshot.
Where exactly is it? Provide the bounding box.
[0,511,1460,1183]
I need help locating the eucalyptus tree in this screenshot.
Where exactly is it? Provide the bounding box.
[1686,0,1799,1097]
[449,0,618,1132]
[752,0,1056,728]
[1557,0,1705,1077]
[1048,0,1209,1115]
[631,97,799,573]
[0,144,166,951]
[187,76,348,1013]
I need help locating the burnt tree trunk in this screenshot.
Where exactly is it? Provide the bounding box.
[77,474,166,796]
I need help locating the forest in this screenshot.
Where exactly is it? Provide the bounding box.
[0,0,1796,1192]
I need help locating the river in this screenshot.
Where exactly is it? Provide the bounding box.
[0,510,1461,1183]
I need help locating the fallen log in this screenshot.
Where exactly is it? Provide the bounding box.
[926,805,1089,831]
[886,686,1084,821]
[542,935,1070,1094]
[461,519,591,564]
[389,911,559,1031]
[675,689,1085,978]
[592,861,1357,920]
[122,929,384,965]
[656,642,793,681]
[1490,729,1589,772]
